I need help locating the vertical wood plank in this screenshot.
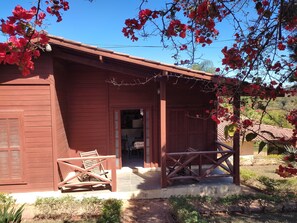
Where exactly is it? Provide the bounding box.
[111,156,117,192]
[49,75,59,191]
[233,93,240,185]
[160,75,167,188]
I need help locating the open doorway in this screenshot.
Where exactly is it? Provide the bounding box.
[121,109,144,167]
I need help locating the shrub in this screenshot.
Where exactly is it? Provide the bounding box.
[97,199,123,223]
[257,176,280,192]
[0,193,15,206]
[34,196,121,222]
[81,197,102,217]
[169,196,206,223]
[0,194,25,223]
[34,195,79,220]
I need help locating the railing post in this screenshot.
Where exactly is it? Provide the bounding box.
[160,76,167,188]
[233,93,240,185]
[111,156,117,192]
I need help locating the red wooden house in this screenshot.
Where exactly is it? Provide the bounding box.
[0,36,239,193]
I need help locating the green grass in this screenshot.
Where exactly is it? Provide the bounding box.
[240,168,257,183]
[240,166,297,194]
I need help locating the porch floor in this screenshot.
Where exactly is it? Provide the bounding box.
[12,167,241,204]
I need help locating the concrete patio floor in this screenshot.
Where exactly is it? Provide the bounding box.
[11,167,242,204]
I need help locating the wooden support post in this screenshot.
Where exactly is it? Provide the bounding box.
[160,75,167,188]
[111,156,117,192]
[233,93,240,185]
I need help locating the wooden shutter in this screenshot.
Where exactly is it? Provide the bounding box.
[0,116,23,184]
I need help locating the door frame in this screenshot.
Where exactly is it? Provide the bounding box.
[110,106,153,168]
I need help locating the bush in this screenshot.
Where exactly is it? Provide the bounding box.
[35,196,122,222]
[81,197,102,218]
[0,194,25,223]
[34,195,79,220]
[97,199,123,223]
[257,176,280,192]
[169,196,206,223]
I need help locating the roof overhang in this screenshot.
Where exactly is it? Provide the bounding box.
[48,35,215,81]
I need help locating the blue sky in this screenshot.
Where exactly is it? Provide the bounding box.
[0,0,235,67]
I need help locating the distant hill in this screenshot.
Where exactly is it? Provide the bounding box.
[241,96,296,129]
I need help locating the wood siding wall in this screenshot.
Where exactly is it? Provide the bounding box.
[56,63,216,168]
[66,65,109,157]
[0,56,55,192]
[166,80,216,154]
[0,84,53,192]
[53,64,71,180]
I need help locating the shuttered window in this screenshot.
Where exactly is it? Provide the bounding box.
[0,115,24,184]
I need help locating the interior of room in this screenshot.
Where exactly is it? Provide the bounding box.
[121,109,144,167]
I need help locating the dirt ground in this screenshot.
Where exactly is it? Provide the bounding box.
[121,199,171,223]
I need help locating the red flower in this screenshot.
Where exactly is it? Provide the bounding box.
[211,114,220,124]
[262,0,269,7]
[242,119,253,128]
[139,9,152,20]
[277,42,286,50]
[12,5,36,21]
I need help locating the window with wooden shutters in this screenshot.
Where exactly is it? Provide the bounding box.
[0,114,24,184]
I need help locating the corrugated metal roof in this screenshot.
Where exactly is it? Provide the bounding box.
[47,35,215,81]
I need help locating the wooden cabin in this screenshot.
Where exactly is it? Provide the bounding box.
[0,36,239,193]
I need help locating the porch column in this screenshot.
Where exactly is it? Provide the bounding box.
[233,92,240,185]
[160,75,167,188]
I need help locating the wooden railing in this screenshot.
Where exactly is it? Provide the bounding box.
[57,155,117,192]
[165,141,235,186]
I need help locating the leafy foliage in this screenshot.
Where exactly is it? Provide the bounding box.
[191,60,216,73]
[241,96,296,129]
[0,194,25,223]
[35,196,79,219]
[246,132,258,142]
[169,196,207,223]
[258,141,267,154]
[34,196,122,222]
[276,145,297,177]
[97,199,123,223]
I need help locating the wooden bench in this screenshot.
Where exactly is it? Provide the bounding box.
[57,151,117,192]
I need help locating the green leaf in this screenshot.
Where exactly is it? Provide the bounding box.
[246,132,257,142]
[228,124,237,137]
[224,124,237,139]
[224,125,229,139]
[258,141,267,154]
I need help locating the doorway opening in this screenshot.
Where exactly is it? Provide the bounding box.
[121,109,144,167]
